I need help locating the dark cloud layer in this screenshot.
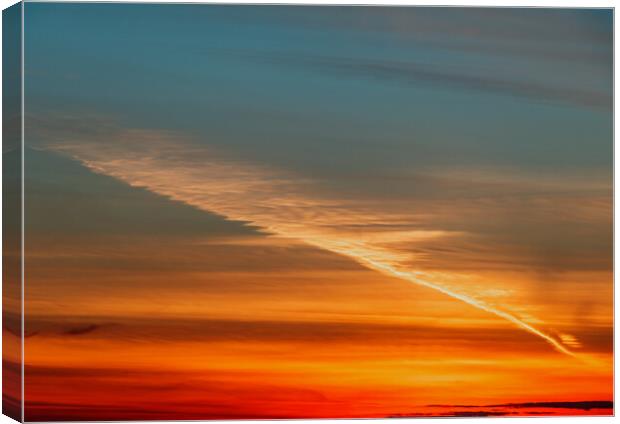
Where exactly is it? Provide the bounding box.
[429,400,613,410]
[22,315,613,354]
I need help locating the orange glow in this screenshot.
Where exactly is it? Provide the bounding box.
[23,126,612,420]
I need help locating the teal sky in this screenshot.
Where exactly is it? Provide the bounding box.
[25,5,612,176]
[23,4,613,277]
[23,3,613,280]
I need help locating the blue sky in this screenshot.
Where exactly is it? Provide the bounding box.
[25,5,612,177]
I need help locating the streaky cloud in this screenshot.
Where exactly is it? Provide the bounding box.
[428,400,613,410]
[32,119,579,356]
[215,49,611,110]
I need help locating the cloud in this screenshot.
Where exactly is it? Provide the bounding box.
[429,400,613,411]
[443,410,509,417]
[62,324,102,336]
[23,316,560,351]
[215,49,611,109]
[298,7,612,46]
[26,115,606,356]
[494,400,613,410]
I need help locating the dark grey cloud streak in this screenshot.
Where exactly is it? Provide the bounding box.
[221,49,611,110]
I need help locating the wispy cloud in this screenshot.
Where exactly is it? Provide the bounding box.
[214,49,611,109]
[28,115,598,356]
[62,324,102,336]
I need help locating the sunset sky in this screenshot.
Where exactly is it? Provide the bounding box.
[10,4,614,420]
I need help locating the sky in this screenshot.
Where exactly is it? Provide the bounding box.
[8,3,614,420]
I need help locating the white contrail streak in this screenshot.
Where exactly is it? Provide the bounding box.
[44,133,575,357]
[293,236,574,356]
[356,258,574,356]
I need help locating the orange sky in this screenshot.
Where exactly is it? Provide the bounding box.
[19,143,612,420]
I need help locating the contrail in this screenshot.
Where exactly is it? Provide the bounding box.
[290,236,574,356]
[45,134,575,357]
[353,257,574,356]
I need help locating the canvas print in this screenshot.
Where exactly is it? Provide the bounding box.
[2,3,614,421]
